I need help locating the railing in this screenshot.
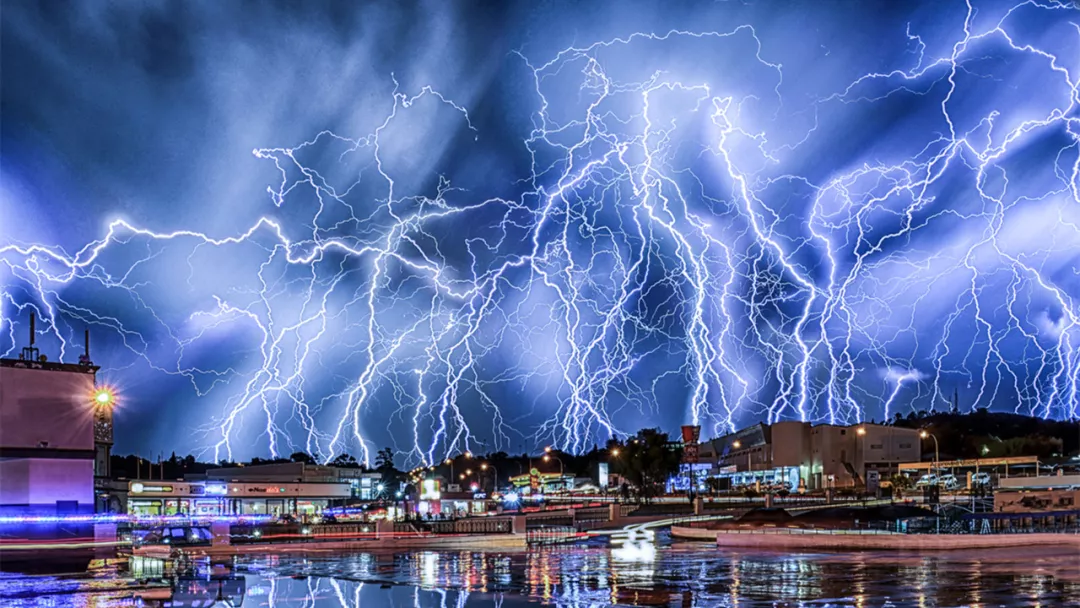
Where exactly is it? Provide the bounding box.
[526,526,582,545]
[712,520,1080,536]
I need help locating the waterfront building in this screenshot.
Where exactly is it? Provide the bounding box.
[697,421,920,490]
[187,461,385,500]
[0,322,105,516]
[508,470,575,494]
[994,473,1080,513]
[126,479,352,516]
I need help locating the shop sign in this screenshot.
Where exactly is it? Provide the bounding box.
[130,483,173,493]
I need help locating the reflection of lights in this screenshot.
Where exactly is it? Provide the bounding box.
[421,552,438,587]
[504,493,519,503]
[0,514,270,524]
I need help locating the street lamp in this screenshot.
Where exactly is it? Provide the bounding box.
[94,388,114,406]
[732,440,752,483]
[480,462,498,493]
[920,430,939,473]
[611,448,620,457]
[542,453,564,476]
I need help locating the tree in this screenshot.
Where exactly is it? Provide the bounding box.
[608,429,682,501]
[289,452,314,464]
[375,447,395,471]
[331,453,359,468]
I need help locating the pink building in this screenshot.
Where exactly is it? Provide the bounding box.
[0,357,99,515]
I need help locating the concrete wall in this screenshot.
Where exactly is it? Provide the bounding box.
[771,421,810,468]
[810,425,851,487]
[858,425,920,473]
[714,529,1080,550]
[0,458,94,513]
[995,488,1080,513]
[0,366,96,513]
[0,366,95,451]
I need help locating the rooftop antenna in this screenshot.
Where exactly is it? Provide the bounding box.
[19,313,41,362]
[79,329,92,366]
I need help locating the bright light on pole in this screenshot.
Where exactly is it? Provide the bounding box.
[93,388,114,407]
[920,430,939,472]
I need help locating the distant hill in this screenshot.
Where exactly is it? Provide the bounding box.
[888,410,1079,460]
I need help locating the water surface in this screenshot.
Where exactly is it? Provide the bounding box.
[2,534,1076,607]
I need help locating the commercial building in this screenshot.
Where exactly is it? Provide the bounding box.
[697,421,921,490]
[124,461,383,516]
[415,479,492,517]
[189,461,385,500]
[994,474,1080,513]
[126,479,352,516]
[0,322,108,516]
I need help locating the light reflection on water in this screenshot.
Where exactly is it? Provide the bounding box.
[1,540,1078,607]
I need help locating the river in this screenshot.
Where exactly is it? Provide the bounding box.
[2,532,1077,606]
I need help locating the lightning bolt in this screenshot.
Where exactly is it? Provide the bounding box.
[1,1,1076,466]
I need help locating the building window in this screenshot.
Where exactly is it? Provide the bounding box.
[899,443,912,448]
[840,430,846,435]
[870,444,883,450]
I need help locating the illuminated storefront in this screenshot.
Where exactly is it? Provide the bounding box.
[508,470,574,494]
[127,481,351,516]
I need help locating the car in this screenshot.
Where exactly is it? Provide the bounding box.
[132,525,213,558]
[971,472,992,488]
[937,474,960,490]
[914,474,938,488]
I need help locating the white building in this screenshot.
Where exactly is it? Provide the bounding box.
[698,421,921,490]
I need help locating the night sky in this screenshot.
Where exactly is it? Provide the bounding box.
[2,1,1077,464]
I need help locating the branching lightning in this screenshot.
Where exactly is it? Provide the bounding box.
[2,0,1077,465]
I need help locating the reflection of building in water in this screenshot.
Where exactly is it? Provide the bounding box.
[168,573,246,607]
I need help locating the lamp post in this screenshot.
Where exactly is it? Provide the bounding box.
[480,462,498,493]
[856,426,866,490]
[732,440,752,485]
[542,453,564,491]
[919,430,939,474]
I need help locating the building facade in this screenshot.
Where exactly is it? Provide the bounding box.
[126,480,352,516]
[0,356,101,515]
[697,421,921,490]
[188,461,385,501]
